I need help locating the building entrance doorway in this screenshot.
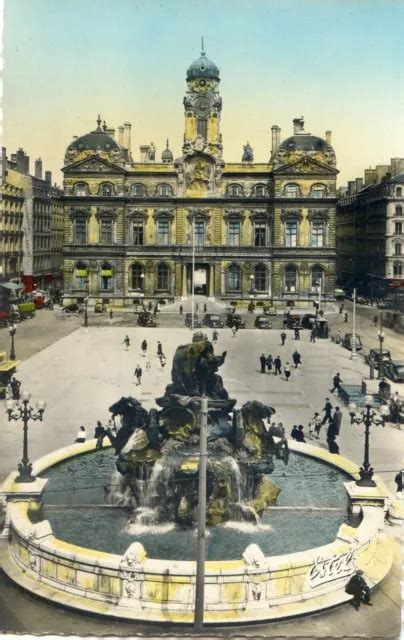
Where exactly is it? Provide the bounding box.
[187,264,209,296]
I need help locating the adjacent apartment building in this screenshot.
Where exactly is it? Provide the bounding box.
[62,49,338,308]
[336,158,404,299]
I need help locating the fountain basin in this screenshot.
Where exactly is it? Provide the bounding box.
[0,440,394,624]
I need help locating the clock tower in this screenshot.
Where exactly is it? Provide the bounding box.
[183,45,222,158]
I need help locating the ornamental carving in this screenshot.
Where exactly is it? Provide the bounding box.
[309,550,355,588]
[153,209,175,220]
[69,207,90,219]
[250,209,272,221]
[224,209,245,221]
[187,208,210,221]
[96,208,118,220]
[127,208,147,219]
[280,209,303,222]
[308,208,329,221]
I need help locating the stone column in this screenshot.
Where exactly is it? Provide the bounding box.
[182,264,188,299]
[209,264,215,299]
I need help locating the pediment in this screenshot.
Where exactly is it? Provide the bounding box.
[274,157,338,176]
[63,154,124,174]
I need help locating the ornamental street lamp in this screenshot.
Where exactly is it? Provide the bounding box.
[350,287,357,360]
[348,396,389,487]
[9,323,17,360]
[6,392,46,483]
[249,274,254,296]
[378,315,385,380]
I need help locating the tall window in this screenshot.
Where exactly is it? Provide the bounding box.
[311,221,325,247]
[101,183,113,197]
[133,221,144,245]
[227,265,241,291]
[74,183,88,196]
[157,220,170,244]
[194,220,205,247]
[75,262,88,290]
[285,221,298,247]
[284,184,299,198]
[394,243,402,255]
[311,184,326,199]
[228,220,240,246]
[228,184,242,197]
[397,187,402,197]
[101,263,113,290]
[396,206,403,216]
[131,264,144,290]
[311,267,324,293]
[395,222,402,234]
[100,219,113,244]
[254,222,267,247]
[254,264,268,292]
[197,119,208,139]
[156,184,172,197]
[393,262,402,276]
[74,216,87,245]
[157,264,170,290]
[132,184,145,197]
[253,185,267,197]
[284,266,297,292]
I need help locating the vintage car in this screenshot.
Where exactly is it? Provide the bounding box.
[137,311,157,327]
[0,351,20,399]
[342,333,362,351]
[384,360,404,383]
[225,313,245,328]
[365,348,391,368]
[283,314,302,329]
[184,313,202,328]
[94,303,107,313]
[263,306,277,316]
[62,303,81,313]
[202,314,224,328]
[254,315,272,329]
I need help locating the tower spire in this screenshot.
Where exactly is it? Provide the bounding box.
[201,36,205,56]
[96,114,102,130]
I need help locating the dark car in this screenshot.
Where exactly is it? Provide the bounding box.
[384,360,404,383]
[137,312,157,327]
[94,303,107,313]
[225,313,245,328]
[365,348,391,368]
[264,306,277,316]
[62,303,80,313]
[301,314,317,329]
[185,313,202,328]
[255,315,272,329]
[202,314,224,328]
[342,333,362,351]
[283,314,302,329]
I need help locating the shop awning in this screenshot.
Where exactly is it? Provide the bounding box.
[101,270,112,277]
[0,282,24,291]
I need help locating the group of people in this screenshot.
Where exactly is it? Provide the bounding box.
[259,351,302,380]
[5,375,22,401]
[74,418,117,447]
[288,392,342,454]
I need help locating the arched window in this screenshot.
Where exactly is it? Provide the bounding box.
[227,265,241,292]
[284,265,298,293]
[131,263,144,290]
[311,184,327,199]
[254,264,268,292]
[227,184,243,197]
[75,261,88,290]
[100,262,113,291]
[394,243,402,256]
[284,184,300,198]
[131,183,146,197]
[393,262,402,277]
[396,206,403,216]
[100,183,114,197]
[253,184,267,197]
[156,264,170,291]
[311,266,324,293]
[74,182,88,196]
[396,187,402,197]
[156,183,172,197]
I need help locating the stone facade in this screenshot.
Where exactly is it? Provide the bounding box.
[0,153,25,285]
[63,53,338,308]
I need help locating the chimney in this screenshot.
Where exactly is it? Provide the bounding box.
[45,171,52,186]
[325,131,332,145]
[105,127,115,139]
[124,122,132,151]
[140,145,151,163]
[348,180,356,195]
[271,125,281,152]
[15,148,29,175]
[35,158,43,179]
[355,178,363,192]
[293,117,304,135]
[118,125,124,147]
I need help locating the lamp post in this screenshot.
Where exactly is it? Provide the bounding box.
[9,323,17,360]
[6,392,46,483]
[249,274,254,295]
[350,287,357,360]
[378,315,385,380]
[191,216,195,330]
[83,279,89,328]
[348,396,389,487]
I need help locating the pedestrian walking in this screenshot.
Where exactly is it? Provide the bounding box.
[109,309,113,319]
[141,339,148,357]
[313,412,322,438]
[327,407,342,453]
[203,303,207,312]
[148,301,153,311]
[179,304,183,315]
[159,354,167,368]
[157,341,164,358]
[232,325,238,338]
[260,354,266,374]
[212,329,219,344]
[330,372,343,393]
[335,330,342,344]
[294,327,300,340]
[310,327,317,343]
[345,570,372,610]
[321,397,333,425]
[344,311,348,323]
[373,314,378,327]
[10,376,21,401]
[145,360,151,370]
[266,354,273,373]
[394,470,403,493]
[284,362,291,382]
[134,365,142,385]
[75,425,86,444]
[153,304,158,317]
[123,335,130,350]
[274,356,282,376]
[280,331,286,346]
[94,420,107,449]
[339,304,344,317]
[292,350,301,369]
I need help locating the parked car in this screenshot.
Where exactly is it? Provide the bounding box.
[94,303,107,313]
[202,314,224,328]
[16,302,36,319]
[225,313,245,328]
[137,311,157,327]
[384,360,404,383]
[334,288,346,300]
[264,306,277,316]
[365,348,391,368]
[342,333,362,351]
[255,315,272,329]
[62,303,80,313]
[301,314,317,329]
[185,313,202,328]
[283,314,301,329]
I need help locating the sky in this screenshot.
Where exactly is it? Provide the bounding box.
[2,0,404,186]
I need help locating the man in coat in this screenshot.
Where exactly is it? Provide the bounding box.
[345,570,372,610]
[260,354,266,374]
[274,356,282,376]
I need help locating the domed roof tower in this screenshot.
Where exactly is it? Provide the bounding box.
[272,117,336,168]
[161,139,173,163]
[64,115,128,165]
[186,42,220,82]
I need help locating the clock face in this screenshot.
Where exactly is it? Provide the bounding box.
[194,96,211,117]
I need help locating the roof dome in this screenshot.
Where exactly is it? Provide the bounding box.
[161,139,173,163]
[277,134,331,154]
[186,49,219,81]
[67,117,120,154]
